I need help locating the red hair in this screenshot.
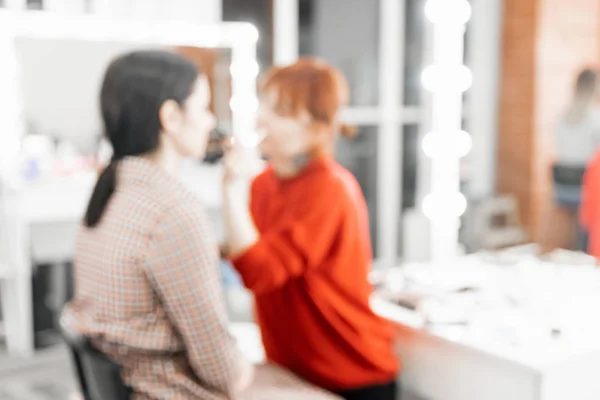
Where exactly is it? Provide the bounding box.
[260,58,356,141]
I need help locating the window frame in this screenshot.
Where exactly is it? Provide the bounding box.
[274,0,408,267]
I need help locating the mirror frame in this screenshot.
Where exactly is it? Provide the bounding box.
[0,10,259,186]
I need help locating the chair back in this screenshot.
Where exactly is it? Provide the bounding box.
[59,316,131,400]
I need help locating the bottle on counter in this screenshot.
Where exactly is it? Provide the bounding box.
[20,130,55,181]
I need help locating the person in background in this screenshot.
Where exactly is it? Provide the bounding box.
[580,148,600,258]
[552,68,600,251]
[63,50,254,399]
[222,59,400,400]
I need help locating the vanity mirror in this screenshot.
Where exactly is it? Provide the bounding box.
[0,10,259,356]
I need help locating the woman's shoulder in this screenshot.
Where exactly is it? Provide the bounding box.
[296,162,362,210]
[322,161,362,194]
[116,177,213,242]
[122,179,198,217]
[146,197,217,256]
[163,189,212,227]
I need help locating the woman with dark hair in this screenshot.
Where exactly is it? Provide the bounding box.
[222,59,399,400]
[63,50,254,399]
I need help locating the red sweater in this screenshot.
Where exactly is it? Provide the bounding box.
[231,158,399,391]
[581,150,600,257]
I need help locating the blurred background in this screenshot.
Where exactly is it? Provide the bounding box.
[2,0,600,399]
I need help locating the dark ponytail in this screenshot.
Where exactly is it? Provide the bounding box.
[83,50,199,228]
[84,158,119,227]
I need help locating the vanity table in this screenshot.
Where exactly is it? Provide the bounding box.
[371,253,600,400]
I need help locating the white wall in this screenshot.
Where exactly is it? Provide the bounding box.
[16,38,145,153]
[169,0,222,23]
[13,0,222,154]
[14,0,224,22]
[125,0,222,22]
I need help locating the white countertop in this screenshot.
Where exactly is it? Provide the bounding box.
[18,162,224,224]
[372,256,600,374]
[373,295,600,374]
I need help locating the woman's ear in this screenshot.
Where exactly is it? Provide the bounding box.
[159,99,183,138]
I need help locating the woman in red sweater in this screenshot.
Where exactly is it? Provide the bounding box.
[222,59,400,400]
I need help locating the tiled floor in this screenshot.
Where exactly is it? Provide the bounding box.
[0,344,78,400]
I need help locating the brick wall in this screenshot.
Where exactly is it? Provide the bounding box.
[497,0,600,249]
[497,0,539,235]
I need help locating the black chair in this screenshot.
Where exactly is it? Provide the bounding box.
[59,316,132,400]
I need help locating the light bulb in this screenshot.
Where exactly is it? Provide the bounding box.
[229,94,259,114]
[236,23,259,44]
[422,192,467,219]
[237,130,265,148]
[422,130,472,158]
[230,60,260,78]
[425,0,472,25]
[247,24,260,42]
[421,64,472,93]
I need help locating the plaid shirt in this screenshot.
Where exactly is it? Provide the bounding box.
[64,157,252,399]
[64,157,340,399]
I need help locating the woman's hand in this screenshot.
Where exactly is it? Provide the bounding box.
[221,139,252,212]
[221,137,260,258]
[222,137,259,185]
[222,138,243,184]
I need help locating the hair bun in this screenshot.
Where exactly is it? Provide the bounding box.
[340,123,357,138]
